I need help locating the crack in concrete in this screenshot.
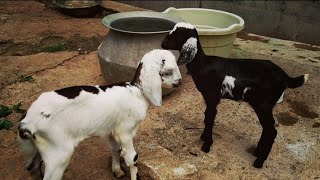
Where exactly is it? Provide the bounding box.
[2,53,81,89]
[27,53,81,76]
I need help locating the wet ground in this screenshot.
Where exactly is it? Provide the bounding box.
[0,1,319,180]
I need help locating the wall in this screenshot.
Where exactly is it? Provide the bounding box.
[116,0,320,45]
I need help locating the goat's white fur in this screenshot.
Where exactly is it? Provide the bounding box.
[221,75,236,97]
[18,49,181,180]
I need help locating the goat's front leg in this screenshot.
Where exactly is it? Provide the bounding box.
[107,134,125,178]
[25,151,43,179]
[40,146,74,180]
[25,151,42,171]
[118,135,139,180]
[251,103,277,168]
[200,94,220,153]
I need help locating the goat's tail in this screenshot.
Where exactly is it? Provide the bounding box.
[287,74,309,89]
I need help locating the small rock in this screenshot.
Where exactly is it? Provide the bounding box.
[309,58,318,63]
[312,122,320,128]
[290,164,297,171]
[137,142,199,179]
[189,151,198,156]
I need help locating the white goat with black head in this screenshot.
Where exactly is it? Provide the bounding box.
[161,22,309,168]
[18,49,182,180]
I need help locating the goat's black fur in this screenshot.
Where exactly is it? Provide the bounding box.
[161,23,308,168]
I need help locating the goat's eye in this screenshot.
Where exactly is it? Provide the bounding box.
[162,59,166,64]
[163,70,173,76]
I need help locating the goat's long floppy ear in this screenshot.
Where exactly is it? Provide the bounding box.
[177,37,198,66]
[140,65,162,106]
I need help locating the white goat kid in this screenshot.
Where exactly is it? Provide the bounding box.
[18,49,182,180]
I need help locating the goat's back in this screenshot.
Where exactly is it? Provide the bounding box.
[21,85,149,141]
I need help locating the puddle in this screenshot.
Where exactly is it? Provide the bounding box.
[288,100,318,119]
[237,31,270,43]
[293,43,320,51]
[0,35,103,56]
[275,112,299,126]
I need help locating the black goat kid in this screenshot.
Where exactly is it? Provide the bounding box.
[161,22,309,168]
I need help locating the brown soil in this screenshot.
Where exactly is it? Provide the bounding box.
[0,35,103,56]
[1,1,320,180]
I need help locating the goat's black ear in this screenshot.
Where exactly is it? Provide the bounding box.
[177,37,198,66]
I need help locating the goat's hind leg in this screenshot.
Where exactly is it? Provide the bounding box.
[107,134,125,178]
[200,94,220,153]
[251,103,277,168]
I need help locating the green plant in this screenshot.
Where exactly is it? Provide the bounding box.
[22,75,35,83]
[41,43,67,52]
[0,103,26,131]
[0,105,13,117]
[0,119,13,130]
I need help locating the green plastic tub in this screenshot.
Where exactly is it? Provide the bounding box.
[163,7,244,57]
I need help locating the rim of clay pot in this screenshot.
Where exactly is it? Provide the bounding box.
[102,11,184,34]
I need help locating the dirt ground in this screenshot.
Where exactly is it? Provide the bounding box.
[0,1,319,180]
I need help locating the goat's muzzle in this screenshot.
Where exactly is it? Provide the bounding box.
[173,79,182,88]
[18,123,32,139]
[177,56,191,66]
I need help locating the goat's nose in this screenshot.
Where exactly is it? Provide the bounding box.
[173,79,182,88]
[177,79,182,85]
[19,128,31,139]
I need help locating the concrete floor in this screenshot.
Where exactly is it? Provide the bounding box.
[0,1,319,179]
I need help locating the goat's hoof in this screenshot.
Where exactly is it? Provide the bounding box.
[253,159,264,168]
[137,173,141,180]
[201,143,211,153]
[25,162,34,171]
[113,169,125,179]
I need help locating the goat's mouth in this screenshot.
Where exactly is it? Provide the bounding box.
[177,60,186,66]
[177,56,192,66]
[172,83,180,88]
[172,79,182,88]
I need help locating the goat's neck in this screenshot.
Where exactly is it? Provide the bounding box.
[195,38,205,57]
[130,65,151,105]
[131,62,143,86]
